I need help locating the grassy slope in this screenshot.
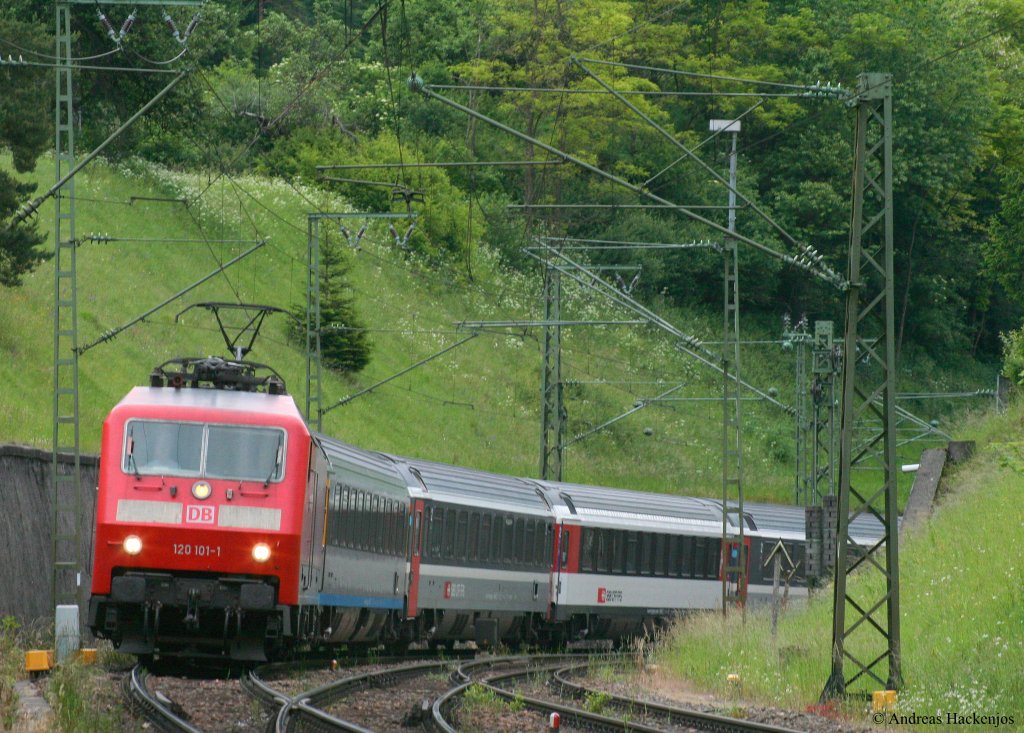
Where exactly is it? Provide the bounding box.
[0,154,996,506]
[0,154,802,499]
[659,400,1024,726]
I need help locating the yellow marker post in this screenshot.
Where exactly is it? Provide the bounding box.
[872,690,897,712]
[24,650,54,674]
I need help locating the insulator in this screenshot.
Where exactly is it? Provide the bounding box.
[182,13,201,42]
[119,10,136,39]
[97,10,118,43]
[163,11,181,40]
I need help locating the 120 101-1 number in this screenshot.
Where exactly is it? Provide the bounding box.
[173,543,222,557]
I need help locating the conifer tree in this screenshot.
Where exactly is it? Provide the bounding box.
[289,234,371,374]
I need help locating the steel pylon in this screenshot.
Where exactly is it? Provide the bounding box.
[824,73,901,698]
[51,3,82,617]
[540,264,565,481]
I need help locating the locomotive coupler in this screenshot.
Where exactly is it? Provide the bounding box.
[184,589,201,629]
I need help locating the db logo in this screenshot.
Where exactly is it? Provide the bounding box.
[444,581,452,600]
[185,505,215,524]
[597,587,606,603]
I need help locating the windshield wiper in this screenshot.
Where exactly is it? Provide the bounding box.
[264,434,283,487]
[126,435,141,479]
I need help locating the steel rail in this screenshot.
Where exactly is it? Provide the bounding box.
[552,662,804,733]
[248,659,456,733]
[436,660,665,733]
[123,665,204,733]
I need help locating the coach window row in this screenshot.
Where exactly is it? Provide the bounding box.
[579,527,721,579]
[424,504,552,570]
[326,484,407,557]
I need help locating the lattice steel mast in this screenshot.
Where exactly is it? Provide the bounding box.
[824,72,901,697]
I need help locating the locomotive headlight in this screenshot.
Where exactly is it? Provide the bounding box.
[123,535,143,555]
[252,543,271,562]
[191,481,212,500]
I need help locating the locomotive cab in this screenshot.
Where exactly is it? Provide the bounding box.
[88,359,312,661]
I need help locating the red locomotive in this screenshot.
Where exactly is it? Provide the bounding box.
[88,357,326,661]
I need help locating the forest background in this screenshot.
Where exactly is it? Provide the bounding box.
[2,1,1024,485]
[3,0,1024,369]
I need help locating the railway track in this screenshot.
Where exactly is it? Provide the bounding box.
[124,654,820,733]
[434,656,806,733]
[123,664,206,733]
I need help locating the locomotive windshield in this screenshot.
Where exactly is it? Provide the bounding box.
[123,419,286,483]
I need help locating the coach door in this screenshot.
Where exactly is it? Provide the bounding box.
[406,499,425,619]
[552,523,574,616]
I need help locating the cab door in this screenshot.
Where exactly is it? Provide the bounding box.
[301,443,330,592]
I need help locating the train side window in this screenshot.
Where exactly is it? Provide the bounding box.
[395,501,402,556]
[513,518,525,566]
[694,537,708,579]
[385,497,393,556]
[653,534,666,576]
[409,506,419,557]
[443,508,456,560]
[607,529,618,573]
[592,529,606,573]
[468,511,479,556]
[640,533,654,575]
[560,528,570,568]
[580,529,593,572]
[336,486,346,548]
[523,520,535,567]
[491,514,503,562]
[676,536,687,578]
[352,491,362,550]
[708,540,722,579]
[428,506,442,559]
[361,492,371,551]
[369,495,379,553]
[666,535,679,577]
[540,523,552,566]
[333,485,344,547]
[624,532,638,575]
[479,514,492,562]
[498,516,511,564]
[456,510,469,560]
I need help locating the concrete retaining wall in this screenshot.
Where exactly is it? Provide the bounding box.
[0,445,98,624]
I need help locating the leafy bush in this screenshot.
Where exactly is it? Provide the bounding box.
[1000,326,1024,385]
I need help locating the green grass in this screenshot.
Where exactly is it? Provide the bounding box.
[0,153,996,505]
[658,400,1024,728]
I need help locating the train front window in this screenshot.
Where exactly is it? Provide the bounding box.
[125,421,203,476]
[206,425,284,482]
[123,420,286,483]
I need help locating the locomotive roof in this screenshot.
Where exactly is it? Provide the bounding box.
[115,386,306,419]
